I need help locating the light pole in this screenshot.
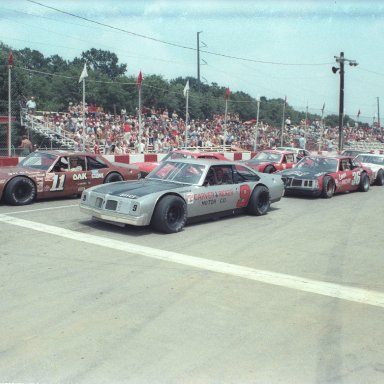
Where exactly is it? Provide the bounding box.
[197,31,202,92]
[254,96,260,151]
[332,52,358,152]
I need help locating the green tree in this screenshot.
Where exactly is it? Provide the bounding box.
[75,49,127,80]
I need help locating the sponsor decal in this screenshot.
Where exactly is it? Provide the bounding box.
[185,192,194,204]
[119,193,137,199]
[91,171,104,179]
[36,182,44,192]
[338,172,347,180]
[194,190,233,200]
[0,179,5,184]
[45,174,54,181]
[73,173,87,180]
[202,199,216,206]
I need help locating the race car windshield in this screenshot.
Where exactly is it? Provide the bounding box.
[147,161,205,185]
[295,156,338,172]
[18,151,57,170]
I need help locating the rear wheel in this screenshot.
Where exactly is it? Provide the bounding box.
[359,172,370,192]
[320,176,335,198]
[247,186,270,216]
[4,177,37,205]
[264,165,275,173]
[152,195,187,233]
[104,172,123,183]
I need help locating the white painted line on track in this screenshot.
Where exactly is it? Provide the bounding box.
[1,213,384,308]
[6,204,79,215]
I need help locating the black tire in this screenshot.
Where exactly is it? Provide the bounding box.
[320,176,335,198]
[4,177,37,205]
[104,172,123,183]
[247,185,270,216]
[264,165,275,173]
[358,172,370,192]
[152,195,187,233]
[376,169,384,186]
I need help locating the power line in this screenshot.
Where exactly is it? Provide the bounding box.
[27,0,333,67]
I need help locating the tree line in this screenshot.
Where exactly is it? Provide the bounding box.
[1,42,360,129]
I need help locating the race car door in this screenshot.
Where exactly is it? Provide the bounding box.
[43,155,88,198]
[337,158,357,192]
[193,165,237,215]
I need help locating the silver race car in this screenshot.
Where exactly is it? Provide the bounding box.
[79,159,284,233]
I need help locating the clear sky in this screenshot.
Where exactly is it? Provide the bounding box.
[1,0,383,123]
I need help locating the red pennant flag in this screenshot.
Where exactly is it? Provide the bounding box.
[137,70,143,89]
[8,49,13,66]
[225,87,231,100]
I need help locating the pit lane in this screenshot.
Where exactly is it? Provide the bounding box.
[1,188,384,383]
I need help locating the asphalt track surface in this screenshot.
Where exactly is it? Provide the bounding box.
[1,186,384,384]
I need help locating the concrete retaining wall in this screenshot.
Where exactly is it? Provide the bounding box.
[0,151,254,167]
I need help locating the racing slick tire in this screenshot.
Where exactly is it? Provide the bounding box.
[4,176,37,206]
[264,165,276,173]
[152,195,187,234]
[375,169,384,186]
[358,172,370,192]
[247,185,270,216]
[320,176,335,198]
[104,172,124,183]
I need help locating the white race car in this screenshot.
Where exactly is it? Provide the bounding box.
[354,153,384,186]
[80,158,284,233]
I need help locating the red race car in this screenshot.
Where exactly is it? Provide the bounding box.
[278,155,374,198]
[132,149,228,177]
[243,150,298,173]
[0,150,140,205]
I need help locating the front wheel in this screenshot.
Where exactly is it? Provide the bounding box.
[4,176,37,205]
[321,176,335,198]
[358,172,370,192]
[152,195,187,233]
[104,172,123,183]
[247,185,270,216]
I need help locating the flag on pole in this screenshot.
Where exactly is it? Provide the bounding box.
[78,63,88,83]
[8,49,13,66]
[183,80,190,97]
[357,109,361,119]
[225,87,231,100]
[321,102,325,115]
[137,70,143,89]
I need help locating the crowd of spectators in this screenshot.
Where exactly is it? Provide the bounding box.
[27,101,384,154]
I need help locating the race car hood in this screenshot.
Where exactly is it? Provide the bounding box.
[130,161,159,173]
[245,159,268,166]
[87,179,185,199]
[0,166,45,178]
[278,168,325,179]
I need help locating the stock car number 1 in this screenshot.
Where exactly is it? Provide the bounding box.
[50,174,66,191]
